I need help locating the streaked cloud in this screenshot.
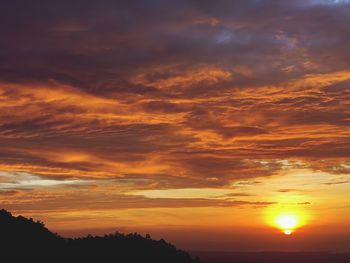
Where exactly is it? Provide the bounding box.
[0,172,92,189]
[0,1,349,245]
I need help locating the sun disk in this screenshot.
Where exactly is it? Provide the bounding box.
[274,213,300,235]
[284,230,292,235]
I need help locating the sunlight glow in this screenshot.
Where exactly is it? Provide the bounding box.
[275,214,299,235]
[265,207,308,235]
[284,230,292,235]
[276,214,298,229]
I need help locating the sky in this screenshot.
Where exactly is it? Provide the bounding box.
[0,0,350,252]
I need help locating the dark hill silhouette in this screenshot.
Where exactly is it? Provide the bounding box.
[0,209,201,263]
[193,251,350,263]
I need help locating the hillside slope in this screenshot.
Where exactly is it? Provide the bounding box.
[0,209,201,263]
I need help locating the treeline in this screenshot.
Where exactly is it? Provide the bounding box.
[0,209,201,263]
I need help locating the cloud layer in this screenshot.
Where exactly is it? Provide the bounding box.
[0,1,349,226]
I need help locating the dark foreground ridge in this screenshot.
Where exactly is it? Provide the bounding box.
[0,209,201,263]
[193,251,350,263]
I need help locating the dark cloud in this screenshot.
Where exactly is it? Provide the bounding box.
[0,189,276,212]
[0,190,20,196]
[277,189,299,193]
[0,0,349,211]
[0,0,349,94]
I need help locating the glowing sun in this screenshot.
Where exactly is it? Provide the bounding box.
[265,205,309,236]
[275,213,300,235]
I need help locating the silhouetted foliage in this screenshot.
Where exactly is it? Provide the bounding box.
[0,209,201,263]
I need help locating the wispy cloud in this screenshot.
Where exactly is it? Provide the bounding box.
[0,1,349,234]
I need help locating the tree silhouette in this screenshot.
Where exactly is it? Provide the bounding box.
[0,209,201,263]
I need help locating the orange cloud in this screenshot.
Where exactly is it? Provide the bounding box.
[0,1,350,249]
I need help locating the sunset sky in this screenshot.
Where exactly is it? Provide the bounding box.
[0,0,350,252]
